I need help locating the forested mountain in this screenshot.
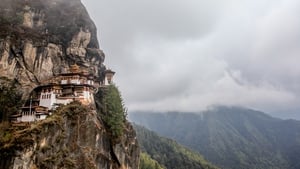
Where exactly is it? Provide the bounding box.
[134,124,218,169]
[130,107,300,169]
[139,152,165,169]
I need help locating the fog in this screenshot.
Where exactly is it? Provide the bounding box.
[82,0,300,119]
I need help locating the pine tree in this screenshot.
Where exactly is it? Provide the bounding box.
[99,84,127,143]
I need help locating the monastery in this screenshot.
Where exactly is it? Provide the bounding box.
[11,64,115,122]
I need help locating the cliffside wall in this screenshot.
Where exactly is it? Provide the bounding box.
[0,102,139,169]
[0,0,140,168]
[0,0,105,98]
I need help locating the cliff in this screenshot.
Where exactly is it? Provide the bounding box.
[0,102,139,169]
[0,0,105,98]
[0,0,140,168]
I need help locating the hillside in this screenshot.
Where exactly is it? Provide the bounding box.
[139,152,165,169]
[130,107,300,169]
[134,124,218,169]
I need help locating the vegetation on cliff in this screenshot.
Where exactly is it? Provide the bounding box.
[0,102,64,168]
[0,0,98,47]
[95,84,127,144]
[0,78,23,122]
[0,101,139,169]
[0,1,23,26]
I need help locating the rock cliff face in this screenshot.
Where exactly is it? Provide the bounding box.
[0,0,139,168]
[0,0,105,98]
[0,102,139,169]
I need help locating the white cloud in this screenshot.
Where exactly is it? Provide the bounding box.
[82,0,300,118]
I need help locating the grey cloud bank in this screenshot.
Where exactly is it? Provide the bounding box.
[82,0,300,119]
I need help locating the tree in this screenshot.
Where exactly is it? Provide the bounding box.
[139,153,165,169]
[98,84,127,143]
[0,79,23,122]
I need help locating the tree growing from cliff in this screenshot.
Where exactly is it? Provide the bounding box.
[97,84,127,143]
[0,79,23,122]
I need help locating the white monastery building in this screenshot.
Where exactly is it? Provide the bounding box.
[11,64,115,122]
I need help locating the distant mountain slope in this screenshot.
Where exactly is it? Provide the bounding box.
[134,124,219,169]
[130,107,300,169]
[139,152,165,169]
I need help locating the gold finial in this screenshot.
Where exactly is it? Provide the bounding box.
[70,64,80,73]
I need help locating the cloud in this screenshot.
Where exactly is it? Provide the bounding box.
[82,0,300,118]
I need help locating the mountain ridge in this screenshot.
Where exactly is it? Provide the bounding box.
[130,106,300,169]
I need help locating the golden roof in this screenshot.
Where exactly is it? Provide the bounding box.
[69,64,80,73]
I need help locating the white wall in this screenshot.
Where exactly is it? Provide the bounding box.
[71,79,80,84]
[21,112,35,122]
[56,98,72,105]
[61,80,67,84]
[104,77,109,85]
[39,91,56,109]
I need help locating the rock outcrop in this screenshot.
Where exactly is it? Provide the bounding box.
[0,0,105,98]
[0,102,139,169]
[0,0,140,168]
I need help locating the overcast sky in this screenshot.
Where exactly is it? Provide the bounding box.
[82,0,300,119]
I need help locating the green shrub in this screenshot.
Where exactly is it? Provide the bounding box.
[57,101,88,118]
